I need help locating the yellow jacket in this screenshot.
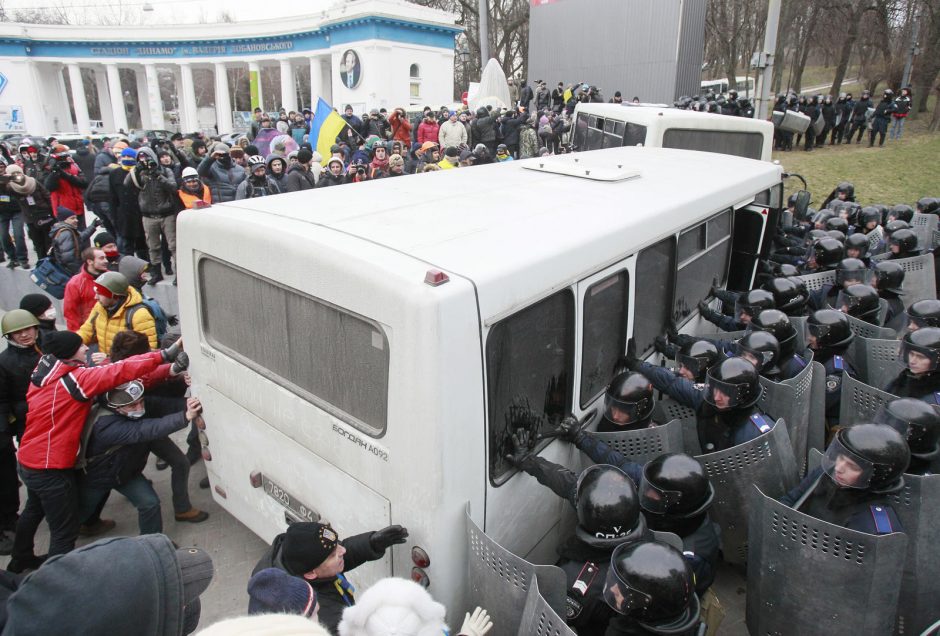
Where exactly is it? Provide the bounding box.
[77,286,158,355]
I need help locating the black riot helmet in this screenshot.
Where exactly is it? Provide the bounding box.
[749,309,798,356]
[811,238,844,269]
[575,465,646,547]
[835,258,873,288]
[888,229,919,257]
[734,289,775,322]
[676,339,720,382]
[859,206,882,229]
[826,230,846,243]
[872,204,892,224]
[822,424,909,493]
[899,327,940,375]
[875,398,940,460]
[802,229,829,251]
[835,284,880,324]
[825,217,849,234]
[907,299,940,331]
[639,453,714,519]
[778,263,801,278]
[916,197,939,215]
[888,204,915,223]
[871,261,905,295]
[604,371,655,427]
[844,233,870,260]
[807,309,854,352]
[603,542,700,631]
[787,192,800,209]
[840,202,862,225]
[835,181,855,201]
[812,209,835,229]
[735,330,781,374]
[703,357,762,410]
[762,277,808,316]
[884,219,911,238]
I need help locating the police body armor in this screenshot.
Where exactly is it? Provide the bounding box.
[746,486,907,636]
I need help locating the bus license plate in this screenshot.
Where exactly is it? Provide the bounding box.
[261,475,320,523]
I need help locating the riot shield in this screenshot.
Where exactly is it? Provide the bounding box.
[588,418,684,465]
[790,316,808,352]
[466,504,567,634]
[838,373,898,428]
[746,487,907,636]
[653,398,697,423]
[848,337,900,390]
[868,226,885,254]
[517,574,576,636]
[893,253,937,303]
[798,269,836,293]
[758,356,815,476]
[846,313,898,339]
[807,361,827,457]
[651,530,683,551]
[774,110,811,134]
[812,112,826,136]
[886,474,940,635]
[695,419,798,565]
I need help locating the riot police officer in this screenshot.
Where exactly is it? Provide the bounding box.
[696,357,774,453]
[780,424,907,534]
[886,228,920,259]
[802,237,844,274]
[871,261,906,329]
[762,276,809,317]
[887,204,915,224]
[698,288,774,332]
[857,207,884,251]
[905,299,940,333]
[735,331,783,381]
[748,309,808,380]
[599,372,657,433]
[653,336,720,386]
[808,257,872,311]
[875,398,940,475]
[806,309,856,436]
[885,327,940,403]
[822,181,856,208]
[844,233,871,264]
[835,284,882,326]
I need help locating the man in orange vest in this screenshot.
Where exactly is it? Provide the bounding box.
[177,167,211,210]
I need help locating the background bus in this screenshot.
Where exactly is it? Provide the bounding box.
[700,76,756,96]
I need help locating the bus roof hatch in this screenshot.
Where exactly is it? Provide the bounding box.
[522,155,642,182]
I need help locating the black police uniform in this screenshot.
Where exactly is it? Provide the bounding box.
[815,350,855,432]
[884,371,940,405]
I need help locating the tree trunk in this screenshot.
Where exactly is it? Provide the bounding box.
[929,84,940,131]
[911,0,940,113]
[830,3,865,98]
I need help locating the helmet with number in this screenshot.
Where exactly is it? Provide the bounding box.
[835,181,855,200]
[734,289,775,321]
[872,261,905,295]
[888,204,915,223]
[844,233,870,260]
[884,220,911,238]
[859,206,882,228]
[825,217,849,234]
[807,309,854,352]
[823,424,908,493]
[811,238,844,269]
[888,229,919,257]
[762,277,808,316]
[704,357,762,410]
[899,327,940,375]
[93,271,129,298]
[604,371,655,427]
[575,465,645,547]
[907,299,940,331]
[735,331,781,374]
[639,453,714,520]
[916,197,939,215]
[749,309,798,355]
[875,398,940,460]
[603,542,699,631]
[835,258,873,288]
[676,339,720,382]
[836,284,880,323]
[1,309,40,338]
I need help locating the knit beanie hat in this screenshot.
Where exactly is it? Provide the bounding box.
[19,293,52,318]
[93,232,117,249]
[337,577,448,636]
[120,148,138,167]
[281,522,339,576]
[247,568,317,617]
[444,146,459,158]
[42,331,83,359]
[191,140,206,154]
[56,206,76,221]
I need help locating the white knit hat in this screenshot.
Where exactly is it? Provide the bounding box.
[196,613,330,636]
[337,578,448,636]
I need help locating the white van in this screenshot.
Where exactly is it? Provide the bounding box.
[176,146,784,618]
[700,76,755,97]
[570,103,774,161]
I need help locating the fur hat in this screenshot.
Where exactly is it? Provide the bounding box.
[197,614,331,635]
[388,154,404,169]
[337,577,448,636]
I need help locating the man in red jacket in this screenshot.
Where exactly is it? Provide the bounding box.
[8,331,185,573]
[62,247,110,331]
[44,144,88,228]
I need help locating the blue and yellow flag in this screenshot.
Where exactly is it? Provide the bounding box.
[309,97,348,165]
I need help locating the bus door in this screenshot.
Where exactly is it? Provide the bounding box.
[728,184,783,291]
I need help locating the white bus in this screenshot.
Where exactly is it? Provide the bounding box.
[700,76,755,97]
[176,146,784,618]
[570,103,774,161]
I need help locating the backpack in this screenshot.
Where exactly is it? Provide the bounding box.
[84,171,113,205]
[125,297,173,341]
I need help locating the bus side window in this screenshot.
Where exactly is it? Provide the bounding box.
[633,237,676,355]
[674,209,733,324]
[572,114,588,150]
[486,290,574,483]
[622,122,647,147]
[581,271,630,407]
[586,116,604,150]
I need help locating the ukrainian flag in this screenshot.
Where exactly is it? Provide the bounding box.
[309,97,348,165]
[563,87,573,103]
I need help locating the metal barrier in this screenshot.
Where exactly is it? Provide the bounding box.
[799,269,837,292]
[516,574,577,636]
[848,337,900,390]
[886,474,940,635]
[746,487,907,636]
[838,373,898,427]
[466,505,567,634]
[589,418,684,465]
[758,357,815,476]
[695,420,798,565]
[846,313,897,339]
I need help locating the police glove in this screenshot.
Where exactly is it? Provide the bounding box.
[556,415,583,443]
[504,430,533,468]
[170,351,189,375]
[619,338,641,372]
[653,335,671,355]
[458,607,493,636]
[370,525,409,552]
[161,337,183,363]
[698,300,719,322]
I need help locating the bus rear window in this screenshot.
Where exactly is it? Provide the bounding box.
[198,258,390,436]
[581,271,629,407]
[662,129,764,160]
[633,237,676,355]
[675,209,733,324]
[487,291,574,483]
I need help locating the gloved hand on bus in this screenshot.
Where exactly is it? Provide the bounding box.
[504,429,534,468]
[170,351,189,376]
[697,300,719,322]
[161,337,184,363]
[556,415,583,443]
[369,525,409,552]
[618,338,640,372]
[458,606,493,636]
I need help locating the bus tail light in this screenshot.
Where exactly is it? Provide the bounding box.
[411,567,430,588]
[411,546,430,568]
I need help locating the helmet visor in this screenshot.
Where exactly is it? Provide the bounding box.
[908,313,940,330]
[604,393,653,425]
[733,298,763,320]
[638,473,684,515]
[675,352,708,379]
[732,341,775,372]
[835,290,873,316]
[899,340,940,373]
[835,268,873,287]
[703,375,752,408]
[821,437,875,489]
[603,562,653,616]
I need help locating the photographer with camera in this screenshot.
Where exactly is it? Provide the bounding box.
[127,147,180,285]
[44,144,88,229]
[3,163,55,260]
